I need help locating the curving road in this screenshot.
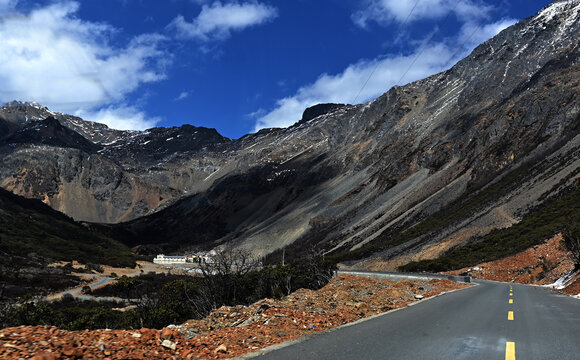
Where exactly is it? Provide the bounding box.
[252,280,580,359]
[44,275,120,302]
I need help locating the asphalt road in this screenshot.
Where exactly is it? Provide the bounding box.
[253,280,580,360]
[45,275,118,302]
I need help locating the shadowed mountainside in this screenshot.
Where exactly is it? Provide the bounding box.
[0,187,136,267]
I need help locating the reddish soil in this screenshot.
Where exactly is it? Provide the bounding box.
[446,234,580,296]
[447,234,574,283]
[0,275,469,359]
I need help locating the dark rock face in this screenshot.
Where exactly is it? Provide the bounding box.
[1,1,580,266]
[299,103,348,125]
[4,116,101,153]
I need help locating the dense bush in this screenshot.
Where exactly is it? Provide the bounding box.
[1,299,138,330]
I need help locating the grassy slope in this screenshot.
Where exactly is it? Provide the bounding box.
[0,188,136,267]
[400,182,580,272]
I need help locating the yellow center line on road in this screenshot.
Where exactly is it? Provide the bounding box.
[506,341,516,360]
[510,292,513,296]
[508,311,514,320]
[509,299,513,304]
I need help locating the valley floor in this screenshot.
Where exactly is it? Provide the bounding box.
[0,275,467,359]
[43,261,187,302]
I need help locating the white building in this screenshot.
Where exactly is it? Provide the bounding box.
[153,254,187,264]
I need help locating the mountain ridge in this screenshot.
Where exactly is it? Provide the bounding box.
[0,0,579,269]
[0,186,136,267]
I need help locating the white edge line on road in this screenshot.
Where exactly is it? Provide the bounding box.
[230,283,477,359]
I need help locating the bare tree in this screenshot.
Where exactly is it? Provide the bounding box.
[563,227,580,270]
[197,249,261,309]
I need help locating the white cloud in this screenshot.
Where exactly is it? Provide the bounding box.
[459,18,517,47]
[76,105,160,131]
[169,1,278,41]
[0,1,168,130]
[253,44,456,131]
[175,91,190,101]
[253,14,514,132]
[352,0,492,28]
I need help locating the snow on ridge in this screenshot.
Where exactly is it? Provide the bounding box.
[536,0,580,24]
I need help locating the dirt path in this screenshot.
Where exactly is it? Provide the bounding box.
[43,261,189,302]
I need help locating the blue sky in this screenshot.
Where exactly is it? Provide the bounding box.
[0,0,549,139]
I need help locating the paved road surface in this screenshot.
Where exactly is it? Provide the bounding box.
[45,275,116,302]
[254,280,580,359]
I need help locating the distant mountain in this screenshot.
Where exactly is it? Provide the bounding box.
[1,1,579,270]
[0,102,231,223]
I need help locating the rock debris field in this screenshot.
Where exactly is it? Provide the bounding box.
[0,275,468,359]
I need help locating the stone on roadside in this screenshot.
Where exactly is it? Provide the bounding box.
[160,328,174,340]
[31,353,57,360]
[161,339,177,350]
[214,344,228,354]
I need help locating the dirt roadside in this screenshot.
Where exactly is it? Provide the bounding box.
[445,234,580,296]
[0,274,470,359]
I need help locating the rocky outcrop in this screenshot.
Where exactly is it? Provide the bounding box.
[298,103,348,125]
[4,116,101,153]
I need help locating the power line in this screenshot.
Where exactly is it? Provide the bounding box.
[352,0,421,104]
[395,0,462,86]
[441,0,506,69]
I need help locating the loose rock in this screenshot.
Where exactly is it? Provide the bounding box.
[0,275,469,360]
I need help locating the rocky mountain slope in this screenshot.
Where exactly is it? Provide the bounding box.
[1,1,579,268]
[0,187,136,267]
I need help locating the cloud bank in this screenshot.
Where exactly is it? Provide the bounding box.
[254,44,456,130]
[76,105,160,131]
[0,1,280,130]
[0,1,167,130]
